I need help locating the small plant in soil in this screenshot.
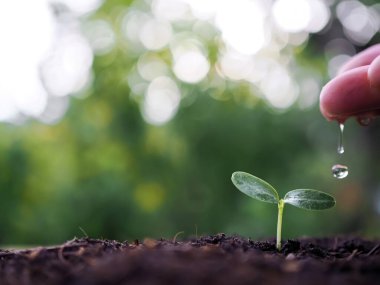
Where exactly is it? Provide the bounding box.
[231,171,336,250]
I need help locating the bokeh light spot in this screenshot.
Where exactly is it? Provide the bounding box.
[152,0,190,21]
[306,0,330,33]
[139,18,172,50]
[57,0,104,15]
[173,50,210,83]
[137,53,169,81]
[260,64,299,109]
[218,51,253,81]
[328,54,351,77]
[298,77,321,109]
[0,0,54,122]
[83,19,115,55]
[39,96,70,125]
[215,0,268,55]
[142,76,181,125]
[337,0,379,45]
[41,33,93,97]
[273,0,311,33]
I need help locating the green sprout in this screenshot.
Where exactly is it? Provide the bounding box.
[231,171,335,250]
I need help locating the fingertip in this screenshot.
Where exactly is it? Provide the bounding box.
[319,66,377,121]
[319,88,330,120]
[319,76,346,122]
[368,55,380,90]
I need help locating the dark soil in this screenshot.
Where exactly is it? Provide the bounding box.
[0,234,379,285]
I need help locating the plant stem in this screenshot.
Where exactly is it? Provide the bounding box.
[276,199,285,251]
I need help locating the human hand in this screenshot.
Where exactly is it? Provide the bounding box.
[320,44,380,124]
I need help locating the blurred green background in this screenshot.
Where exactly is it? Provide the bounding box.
[0,0,380,244]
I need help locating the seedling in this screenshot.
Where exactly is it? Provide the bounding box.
[231,171,335,250]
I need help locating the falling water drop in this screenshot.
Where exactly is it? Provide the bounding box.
[332,164,349,179]
[332,123,348,179]
[337,123,344,154]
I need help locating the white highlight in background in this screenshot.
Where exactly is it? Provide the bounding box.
[273,0,311,33]
[142,76,181,125]
[139,18,172,50]
[172,43,210,83]
[215,0,268,55]
[0,0,54,122]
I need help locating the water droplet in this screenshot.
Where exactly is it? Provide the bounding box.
[332,164,348,179]
[337,123,344,154]
[358,116,371,126]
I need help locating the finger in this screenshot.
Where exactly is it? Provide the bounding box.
[339,44,380,74]
[320,65,380,122]
[368,55,380,89]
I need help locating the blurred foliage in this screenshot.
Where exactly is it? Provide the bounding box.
[0,0,380,244]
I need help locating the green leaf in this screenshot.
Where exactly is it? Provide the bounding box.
[283,189,335,210]
[231,172,279,204]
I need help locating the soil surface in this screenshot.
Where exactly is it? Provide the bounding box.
[0,234,379,285]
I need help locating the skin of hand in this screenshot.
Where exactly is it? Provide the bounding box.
[319,44,380,124]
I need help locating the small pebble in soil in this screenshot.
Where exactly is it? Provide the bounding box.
[285,253,296,261]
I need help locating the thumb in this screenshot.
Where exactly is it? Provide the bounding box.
[368,55,380,90]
